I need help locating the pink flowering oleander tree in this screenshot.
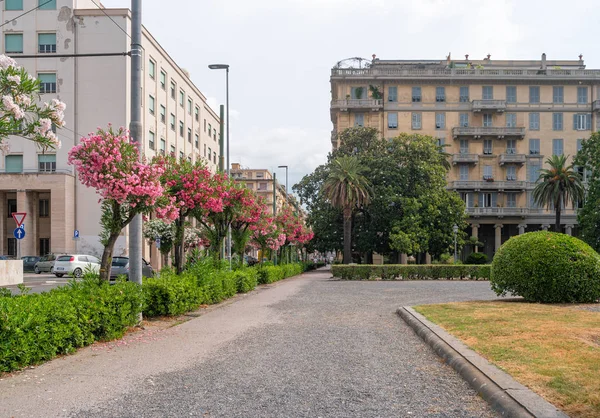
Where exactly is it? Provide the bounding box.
[68,127,178,281]
[0,55,66,153]
[275,204,314,263]
[230,191,263,262]
[250,210,285,264]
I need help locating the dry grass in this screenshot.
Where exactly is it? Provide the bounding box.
[414,302,600,418]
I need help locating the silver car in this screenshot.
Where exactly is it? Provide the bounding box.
[34,254,59,274]
[110,256,154,280]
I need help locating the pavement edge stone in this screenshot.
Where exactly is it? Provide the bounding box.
[397,306,568,418]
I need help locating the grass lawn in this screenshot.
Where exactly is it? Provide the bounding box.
[414,302,600,418]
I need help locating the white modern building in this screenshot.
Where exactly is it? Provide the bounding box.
[1,0,222,267]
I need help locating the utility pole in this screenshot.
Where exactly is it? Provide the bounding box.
[219,105,225,173]
[273,173,277,266]
[129,0,143,291]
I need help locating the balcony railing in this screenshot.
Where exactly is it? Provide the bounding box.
[452,154,479,165]
[450,180,527,190]
[594,100,600,112]
[466,207,542,217]
[471,100,506,112]
[499,153,527,165]
[331,99,383,110]
[452,126,526,139]
[331,68,600,79]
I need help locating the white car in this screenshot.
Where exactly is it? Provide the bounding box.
[53,254,101,278]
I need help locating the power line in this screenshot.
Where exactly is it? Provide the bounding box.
[90,0,132,40]
[0,0,54,29]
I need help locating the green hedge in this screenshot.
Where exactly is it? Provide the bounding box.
[0,279,141,373]
[491,232,600,303]
[331,265,491,281]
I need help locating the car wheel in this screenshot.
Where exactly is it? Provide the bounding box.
[34,266,40,274]
[55,274,64,278]
[73,268,83,279]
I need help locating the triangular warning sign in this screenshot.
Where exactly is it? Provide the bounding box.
[12,212,26,227]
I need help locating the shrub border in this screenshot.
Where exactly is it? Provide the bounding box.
[331,265,491,281]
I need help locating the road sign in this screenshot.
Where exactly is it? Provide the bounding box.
[74,230,80,239]
[13,228,25,240]
[12,212,26,227]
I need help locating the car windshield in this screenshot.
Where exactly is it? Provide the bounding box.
[56,256,72,262]
[112,257,129,267]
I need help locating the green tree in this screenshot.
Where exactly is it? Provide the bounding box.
[533,154,584,232]
[574,132,600,251]
[322,156,372,264]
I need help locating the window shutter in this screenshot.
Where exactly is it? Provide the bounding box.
[492,193,497,207]
[38,33,56,45]
[587,114,592,130]
[478,193,483,207]
[573,114,578,130]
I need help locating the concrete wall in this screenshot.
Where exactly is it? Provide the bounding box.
[0,261,23,286]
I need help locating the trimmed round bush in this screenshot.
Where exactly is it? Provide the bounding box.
[491,231,600,303]
[466,252,488,265]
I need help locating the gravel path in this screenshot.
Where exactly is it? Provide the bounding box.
[76,270,500,418]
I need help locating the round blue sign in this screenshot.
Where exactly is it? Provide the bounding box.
[13,228,25,240]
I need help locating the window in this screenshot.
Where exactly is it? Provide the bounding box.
[170,114,175,131]
[354,113,364,127]
[7,199,16,217]
[179,121,184,137]
[170,145,176,155]
[483,114,493,127]
[506,86,517,103]
[574,114,591,130]
[208,123,212,137]
[553,86,564,104]
[459,86,469,102]
[39,0,56,9]
[160,138,166,155]
[459,139,469,154]
[187,99,192,114]
[483,165,493,180]
[179,90,184,107]
[148,95,155,115]
[482,86,493,100]
[460,192,474,208]
[412,87,422,102]
[38,33,56,53]
[552,113,563,130]
[437,137,445,148]
[7,238,16,257]
[213,152,216,164]
[213,128,216,139]
[553,138,564,156]
[195,106,199,122]
[388,87,397,102]
[160,105,166,123]
[38,73,56,94]
[506,193,517,208]
[179,151,184,160]
[387,113,398,129]
[459,164,469,181]
[350,86,365,100]
[528,163,541,182]
[195,134,199,148]
[529,86,540,104]
[5,155,23,173]
[38,154,56,172]
[39,199,49,217]
[529,112,540,130]
[506,165,516,181]
[411,112,421,129]
[506,113,516,128]
[160,70,166,89]
[529,138,540,155]
[170,81,176,99]
[5,34,23,53]
[483,139,493,155]
[435,113,445,129]
[5,0,23,10]
[148,59,155,79]
[258,182,268,191]
[187,128,192,143]
[208,147,212,158]
[435,87,445,102]
[577,86,588,104]
[506,139,516,154]
[148,131,155,150]
[39,238,50,256]
[459,113,469,127]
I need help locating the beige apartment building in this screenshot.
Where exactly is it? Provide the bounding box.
[1,1,221,265]
[330,54,600,259]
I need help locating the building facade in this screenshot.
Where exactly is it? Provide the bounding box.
[330,54,600,259]
[1,1,221,266]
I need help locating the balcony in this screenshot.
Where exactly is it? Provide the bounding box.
[331,68,600,80]
[499,153,527,165]
[331,99,383,111]
[594,100,600,112]
[452,153,479,165]
[452,126,526,139]
[450,180,527,191]
[471,100,506,113]
[467,207,530,217]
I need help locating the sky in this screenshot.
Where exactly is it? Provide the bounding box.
[100,0,600,192]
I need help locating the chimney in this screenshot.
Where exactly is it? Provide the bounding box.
[372,54,377,61]
[231,163,241,170]
[465,54,469,60]
[541,53,547,70]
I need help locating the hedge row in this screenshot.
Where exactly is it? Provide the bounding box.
[331,265,491,281]
[0,261,312,373]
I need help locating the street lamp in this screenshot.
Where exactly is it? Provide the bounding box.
[278,165,288,194]
[453,224,459,263]
[209,63,231,268]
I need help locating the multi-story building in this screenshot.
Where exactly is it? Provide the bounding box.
[330,54,600,259]
[0,1,221,266]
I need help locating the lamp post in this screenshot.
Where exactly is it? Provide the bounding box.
[453,224,459,263]
[278,165,288,194]
[208,63,231,269]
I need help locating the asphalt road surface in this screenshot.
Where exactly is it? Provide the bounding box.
[2,273,70,295]
[0,269,500,417]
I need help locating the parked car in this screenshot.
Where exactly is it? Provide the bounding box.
[53,254,100,278]
[34,254,58,274]
[110,256,154,280]
[21,256,41,272]
[0,255,15,260]
[244,255,259,266]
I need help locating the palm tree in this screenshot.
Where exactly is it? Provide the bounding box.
[533,154,584,232]
[322,156,372,264]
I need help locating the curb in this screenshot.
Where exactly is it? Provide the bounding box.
[397,307,567,418]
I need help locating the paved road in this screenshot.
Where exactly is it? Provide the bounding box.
[0,269,500,417]
[2,273,69,295]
